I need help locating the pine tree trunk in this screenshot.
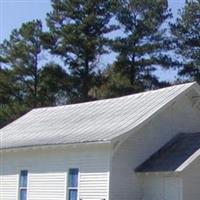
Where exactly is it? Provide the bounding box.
[130,55,136,86]
[33,55,38,107]
[83,58,89,102]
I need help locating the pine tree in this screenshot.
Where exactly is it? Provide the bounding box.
[0,67,28,128]
[171,0,200,83]
[111,0,172,94]
[43,0,116,102]
[0,20,43,107]
[0,21,70,127]
[38,62,70,106]
[90,63,170,99]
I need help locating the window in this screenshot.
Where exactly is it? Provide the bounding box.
[19,170,28,200]
[68,168,79,200]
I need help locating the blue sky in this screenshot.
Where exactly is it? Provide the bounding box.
[0,0,185,81]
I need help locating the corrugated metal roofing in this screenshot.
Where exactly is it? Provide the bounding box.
[0,82,197,150]
[135,133,200,173]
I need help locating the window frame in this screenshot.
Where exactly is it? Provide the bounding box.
[18,170,28,200]
[67,168,79,200]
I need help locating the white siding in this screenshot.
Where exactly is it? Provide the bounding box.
[79,173,109,199]
[28,173,65,200]
[142,175,182,200]
[182,156,200,200]
[0,174,18,200]
[0,144,110,200]
[109,92,200,200]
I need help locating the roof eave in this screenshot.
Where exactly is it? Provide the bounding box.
[135,171,181,176]
[0,140,111,152]
[175,148,200,172]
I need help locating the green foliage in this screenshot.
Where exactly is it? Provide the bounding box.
[171,0,200,83]
[0,67,28,128]
[0,21,70,127]
[90,64,133,99]
[0,102,28,128]
[0,67,21,104]
[110,0,172,94]
[38,62,70,106]
[43,0,116,102]
[90,63,170,99]
[0,20,43,107]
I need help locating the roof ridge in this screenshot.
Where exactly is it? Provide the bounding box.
[32,82,196,111]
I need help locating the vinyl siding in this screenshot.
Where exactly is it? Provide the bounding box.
[79,173,109,199]
[28,173,65,200]
[141,176,182,200]
[0,144,110,200]
[182,156,200,200]
[0,174,18,200]
[109,92,200,200]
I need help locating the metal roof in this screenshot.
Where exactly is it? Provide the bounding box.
[135,133,200,173]
[0,82,198,150]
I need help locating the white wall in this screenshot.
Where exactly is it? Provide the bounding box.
[0,144,111,200]
[182,156,200,200]
[141,175,182,200]
[109,91,200,200]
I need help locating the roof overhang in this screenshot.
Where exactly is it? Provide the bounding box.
[135,133,200,174]
[0,140,111,153]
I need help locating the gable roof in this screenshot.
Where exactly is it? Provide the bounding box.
[0,82,199,150]
[135,133,200,173]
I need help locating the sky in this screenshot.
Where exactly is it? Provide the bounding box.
[0,0,186,81]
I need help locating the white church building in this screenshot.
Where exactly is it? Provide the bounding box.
[1,82,200,200]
